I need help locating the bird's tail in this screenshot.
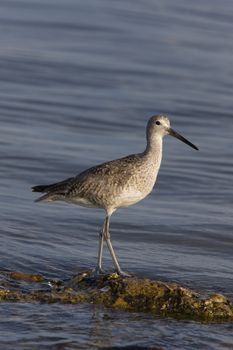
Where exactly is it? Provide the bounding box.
[32,177,74,203]
[32,185,51,193]
[34,192,64,203]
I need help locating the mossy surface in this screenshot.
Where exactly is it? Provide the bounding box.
[9,271,45,282]
[0,270,232,322]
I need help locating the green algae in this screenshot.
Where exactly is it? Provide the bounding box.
[0,270,232,322]
[9,271,45,282]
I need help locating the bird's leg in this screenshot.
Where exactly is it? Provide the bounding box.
[104,215,131,277]
[92,220,105,276]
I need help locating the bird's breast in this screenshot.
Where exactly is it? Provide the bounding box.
[111,164,159,209]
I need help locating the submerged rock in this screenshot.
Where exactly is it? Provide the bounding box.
[0,270,232,322]
[9,271,45,282]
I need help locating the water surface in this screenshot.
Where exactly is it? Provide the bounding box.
[0,0,233,349]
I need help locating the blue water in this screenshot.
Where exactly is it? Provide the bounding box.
[0,0,233,349]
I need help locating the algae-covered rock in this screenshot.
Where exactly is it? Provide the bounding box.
[0,270,232,322]
[66,273,233,321]
[9,271,45,282]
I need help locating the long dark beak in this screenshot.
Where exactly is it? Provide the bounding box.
[169,128,199,150]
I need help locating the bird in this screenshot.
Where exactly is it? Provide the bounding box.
[32,115,198,277]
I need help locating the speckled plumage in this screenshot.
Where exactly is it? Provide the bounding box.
[32,115,198,276]
[33,117,164,214]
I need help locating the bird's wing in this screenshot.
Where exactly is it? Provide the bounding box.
[67,153,142,198]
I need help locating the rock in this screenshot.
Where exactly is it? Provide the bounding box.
[0,270,232,322]
[9,271,45,282]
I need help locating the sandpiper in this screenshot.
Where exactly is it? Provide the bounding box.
[32,115,198,276]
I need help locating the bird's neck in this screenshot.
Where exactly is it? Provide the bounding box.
[143,134,163,165]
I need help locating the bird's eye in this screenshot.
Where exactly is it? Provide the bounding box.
[155,121,161,125]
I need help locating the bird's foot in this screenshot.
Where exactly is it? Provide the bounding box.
[116,269,132,278]
[91,266,105,278]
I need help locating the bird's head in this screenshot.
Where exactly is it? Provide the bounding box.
[147,115,198,150]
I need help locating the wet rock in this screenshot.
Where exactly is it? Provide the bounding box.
[9,271,45,283]
[0,270,232,322]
